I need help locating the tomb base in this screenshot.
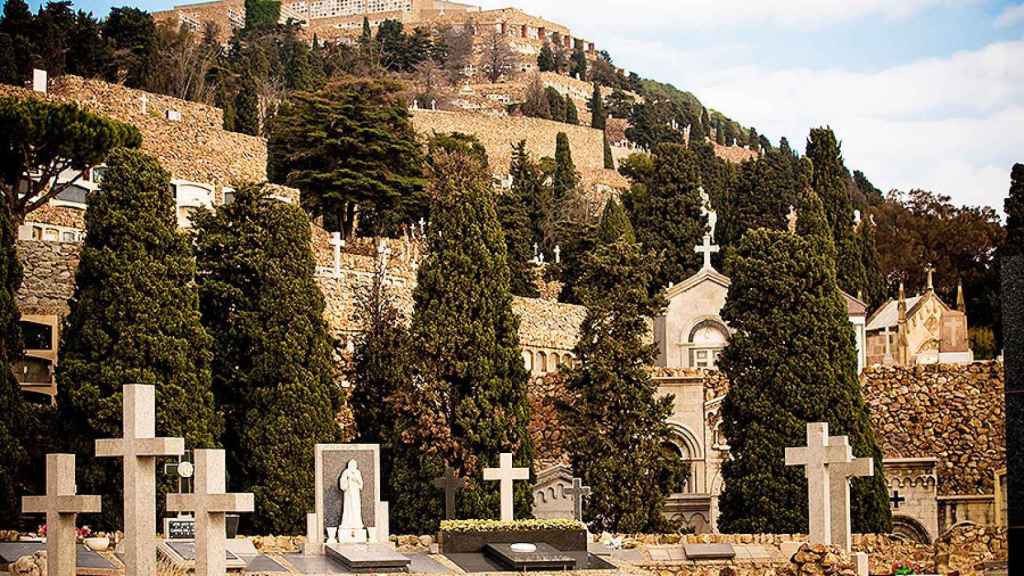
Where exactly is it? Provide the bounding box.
[483,543,576,571]
[324,543,411,573]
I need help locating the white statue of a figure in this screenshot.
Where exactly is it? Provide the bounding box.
[699,187,718,241]
[338,460,364,529]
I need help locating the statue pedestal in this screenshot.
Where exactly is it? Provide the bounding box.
[337,528,368,544]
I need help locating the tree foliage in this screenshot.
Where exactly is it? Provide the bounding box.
[537,41,555,72]
[717,200,891,534]
[499,141,541,297]
[244,0,281,31]
[1006,163,1024,258]
[0,199,29,528]
[55,149,221,529]
[0,97,141,223]
[193,185,341,535]
[268,77,426,238]
[589,83,606,130]
[553,132,579,202]
[390,148,532,532]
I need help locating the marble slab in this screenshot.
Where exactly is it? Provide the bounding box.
[324,543,410,572]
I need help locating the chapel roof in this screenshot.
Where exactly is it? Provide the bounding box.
[865,292,950,332]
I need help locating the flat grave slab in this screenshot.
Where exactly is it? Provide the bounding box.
[0,542,117,573]
[447,548,615,573]
[242,554,289,573]
[682,543,736,561]
[158,539,247,570]
[325,543,411,573]
[285,552,447,575]
[485,543,575,571]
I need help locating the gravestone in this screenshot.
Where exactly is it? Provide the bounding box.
[432,468,466,520]
[827,436,873,552]
[784,422,850,545]
[562,478,590,522]
[21,454,101,576]
[483,453,529,522]
[95,385,184,576]
[314,444,387,545]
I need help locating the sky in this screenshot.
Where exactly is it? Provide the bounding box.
[32,0,1022,212]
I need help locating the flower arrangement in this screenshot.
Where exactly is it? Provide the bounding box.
[440,519,585,532]
[35,525,94,540]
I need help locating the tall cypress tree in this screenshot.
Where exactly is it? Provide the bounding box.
[56,149,221,529]
[626,143,705,294]
[193,185,341,535]
[565,99,579,125]
[596,198,635,244]
[560,227,681,532]
[590,83,606,131]
[545,87,567,123]
[234,71,260,136]
[0,201,29,527]
[806,127,867,298]
[537,42,555,72]
[1006,163,1024,257]
[499,142,541,298]
[553,132,578,202]
[391,148,532,531]
[717,187,891,534]
[858,216,885,307]
[603,132,614,170]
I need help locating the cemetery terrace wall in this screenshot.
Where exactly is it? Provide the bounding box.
[861,362,1005,496]
[16,240,80,317]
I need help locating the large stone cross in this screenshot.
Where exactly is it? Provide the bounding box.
[95,385,184,576]
[562,477,591,522]
[433,467,466,520]
[784,422,851,545]
[22,454,101,576]
[694,234,720,271]
[483,453,529,522]
[166,450,254,576]
[826,435,874,552]
[330,232,345,279]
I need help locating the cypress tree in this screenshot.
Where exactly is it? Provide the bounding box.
[561,226,681,532]
[859,215,885,307]
[700,107,711,139]
[806,127,867,297]
[0,34,16,85]
[499,141,541,298]
[545,87,567,123]
[244,0,280,31]
[569,46,587,80]
[603,131,614,170]
[553,132,578,202]
[56,149,221,529]
[0,201,29,527]
[391,148,532,531]
[627,143,705,294]
[537,41,555,72]
[717,187,890,534]
[1006,163,1024,257]
[235,72,260,136]
[521,74,551,119]
[590,83,606,130]
[565,98,579,125]
[596,198,635,244]
[193,185,341,535]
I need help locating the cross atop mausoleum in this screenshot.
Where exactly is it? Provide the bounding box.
[694,234,720,272]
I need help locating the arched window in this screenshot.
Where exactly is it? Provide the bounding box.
[522,350,533,372]
[688,320,729,369]
[537,351,548,373]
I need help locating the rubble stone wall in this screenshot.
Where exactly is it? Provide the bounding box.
[861,362,1005,496]
[16,240,80,317]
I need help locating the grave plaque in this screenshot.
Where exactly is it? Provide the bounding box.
[164,517,195,540]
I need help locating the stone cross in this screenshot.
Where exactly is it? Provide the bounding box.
[483,453,529,522]
[826,435,873,552]
[554,245,561,264]
[22,454,101,576]
[925,264,935,291]
[95,384,185,576]
[432,467,467,520]
[166,449,254,576]
[330,232,344,279]
[694,234,719,272]
[784,422,851,545]
[562,478,591,522]
[787,205,798,233]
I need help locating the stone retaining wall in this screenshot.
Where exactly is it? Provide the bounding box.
[861,362,1005,496]
[16,240,80,317]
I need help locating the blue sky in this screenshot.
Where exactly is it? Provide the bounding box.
[31,0,1023,211]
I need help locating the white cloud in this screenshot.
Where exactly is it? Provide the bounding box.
[995,3,1024,28]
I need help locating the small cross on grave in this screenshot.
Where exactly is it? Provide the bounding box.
[925,264,935,291]
[826,435,874,552]
[784,422,851,546]
[562,478,591,522]
[166,450,254,576]
[889,490,906,510]
[95,385,184,576]
[330,232,345,279]
[22,454,101,576]
[483,453,529,522]
[433,467,467,520]
[694,234,719,272]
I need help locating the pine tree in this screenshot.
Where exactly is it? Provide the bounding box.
[56,149,221,529]
[565,98,579,125]
[553,132,578,202]
[1006,163,1024,257]
[560,228,681,532]
[391,148,532,531]
[499,141,541,297]
[626,143,705,294]
[603,131,614,170]
[193,185,340,535]
[537,41,555,72]
[0,200,30,527]
[806,127,867,298]
[589,83,606,130]
[716,187,891,534]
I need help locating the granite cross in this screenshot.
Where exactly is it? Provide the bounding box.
[784,422,851,546]
[432,467,466,520]
[826,435,874,552]
[562,478,591,522]
[95,384,185,576]
[22,454,101,576]
[166,449,254,576]
[330,232,345,279]
[483,453,529,522]
[694,234,720,271]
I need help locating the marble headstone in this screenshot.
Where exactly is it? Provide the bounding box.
[314,444,382,544]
